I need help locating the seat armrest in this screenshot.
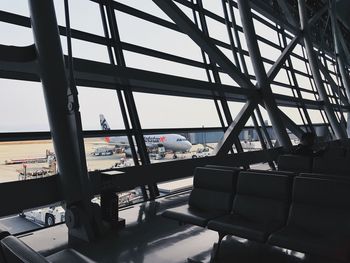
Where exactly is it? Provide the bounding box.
[46,248,97,263]
[1,235,48,263]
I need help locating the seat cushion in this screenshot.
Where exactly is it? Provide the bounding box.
[268,226,350,261]
[162,204,227,227]
[208,214,284,242]
[47,248,96,263]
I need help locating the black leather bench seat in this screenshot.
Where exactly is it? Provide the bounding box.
[0,234,97,263]
[269,226,350,261]
[268,177,350,262]
[162,167,239,226]
[208,172,291,243]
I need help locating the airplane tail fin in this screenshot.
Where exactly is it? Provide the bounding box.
[99,114,111,130]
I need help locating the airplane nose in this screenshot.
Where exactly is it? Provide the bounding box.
[186,141,192,150]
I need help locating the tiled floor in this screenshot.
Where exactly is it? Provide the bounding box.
[20,192,343,263]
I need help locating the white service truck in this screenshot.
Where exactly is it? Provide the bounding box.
[21,205,65,226]
[192,147,211,158]
[92,147,114,156]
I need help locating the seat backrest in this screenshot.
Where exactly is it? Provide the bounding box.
[312,157,350,176]
[322,146,346,158]
[300,172,350,182]
[288,177,350,235]
[205,165,242,172]
[278,154,312,173]
[1,236,48,263]
[248,169,296,177]
[189,167,239,213]
[232,171,292,226]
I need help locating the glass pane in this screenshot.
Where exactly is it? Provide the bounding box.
[134,93,221,128]
[78,87,125,130]
[0,79,49,132]
[0,140,55,184]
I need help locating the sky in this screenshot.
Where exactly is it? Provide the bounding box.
[0,0,327,132]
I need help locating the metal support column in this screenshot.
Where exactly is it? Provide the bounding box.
[105,0,159,198]
[226,1,275,149]
[28,0,96,242]
[221,0,269,152]
[237,0,292,150]
[196,0,245,154]
[99,4,149,200]
[330,0,350,136]
[298,0,347,139]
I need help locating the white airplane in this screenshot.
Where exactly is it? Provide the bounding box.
[99,114,192,155]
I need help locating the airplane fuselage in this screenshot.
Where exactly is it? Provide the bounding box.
[108,134,192,153]
[99,114,192,153]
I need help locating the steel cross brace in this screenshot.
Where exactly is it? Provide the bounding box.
[152,0,304,153]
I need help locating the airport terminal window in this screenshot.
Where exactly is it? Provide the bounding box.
[218,72,239,86]
[271,84,294,97]
[201,0,224,17]
[252,17,279,46]
[0,0,29,17]
[115,0,172,22]
[308,109,329,125]
[279,107,304,125]
[0,80,49,132]
[0,140,55,184]
[258,40,281,70]
[134,93,222,129]
[227,101,246,120]
[0,22,33,46]
[78,87,125,130]
[63,38,109,63]
[83,137,134,171]
[205,16,231,44]
[115,11,204,63]
[53,0,105,36]
[123,51,208,81]
[146,131,222,164]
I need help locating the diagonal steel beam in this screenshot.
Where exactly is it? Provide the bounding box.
[152,0,255,90]
[308,5,328,26]
[154,0,304,146]
[267,33,301,82]
[213,99,258,156]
